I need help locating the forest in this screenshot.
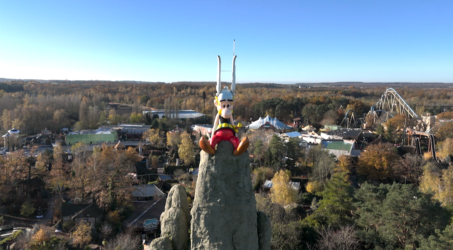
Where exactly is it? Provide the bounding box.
[1,80,453,249]
[0,80,452,136]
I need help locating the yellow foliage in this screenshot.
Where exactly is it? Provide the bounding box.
[72,223,92,247]
[106,210,121,225]
[306,181,322,194]
[336,155,351,173]
[436,122,453,141]
[271,170,297,206]
[423,152,433,161]
[357,143,399,181]
[178,132,195,165]
[420,165,453,207]
[167,131,181,148]
[437,138,453,160]
[386,114,406,130]
[32,228,50,244]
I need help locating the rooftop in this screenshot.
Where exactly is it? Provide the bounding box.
[123,198,166,229]
[321,140,353,151]
[131,184,165,198]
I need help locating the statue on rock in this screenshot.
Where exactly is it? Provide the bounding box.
[199,55,249,156]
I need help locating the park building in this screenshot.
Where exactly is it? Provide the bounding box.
[247,115,293,131]
[142,109,205,120]
[66,124,151,145]
[2,128,20,149]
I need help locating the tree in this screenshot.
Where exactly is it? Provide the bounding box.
[393,154,424,184]
[420,163,453,207]
[315,226,360,250]
[143,128,165,149]
[303,172,354,229]
[20,200,35,217]
[252,167,274,192]
[307,145,336,188]
[271,170,297,206]
[437,138,453,161]
[266,135,285,170]
[178,132,195,165]
[345,100,367,117]
[151,118,159,129]
[354,183,448,250]
[129,112,144,123]
[357,143,399,181]
[285,137,303,169]
[105,232,141,250]
[375,124,385,137]
[436,122,453,141]
[202,91,207,111]
[72,223,92,247]
[386,114,406,130]
[167,131,181,149]
[31,228,50,245]
[253,139,265,166]
[419,224,453,249]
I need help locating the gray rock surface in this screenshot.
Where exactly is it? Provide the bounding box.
[257,211,272,250]
[166,184,190,225]
[160,185,189,250]
[149,235,173,250]
[191,141,263,250]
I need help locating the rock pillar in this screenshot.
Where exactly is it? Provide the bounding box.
[190,141,261,250]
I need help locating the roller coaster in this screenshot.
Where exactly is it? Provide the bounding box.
[340,110,359,128]
[374,88,418,119]
[365,88,441,162]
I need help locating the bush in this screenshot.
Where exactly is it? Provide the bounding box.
[62,220,75,232]
[20,200,35,217]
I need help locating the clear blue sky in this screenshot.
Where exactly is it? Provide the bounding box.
[0,0,452,83]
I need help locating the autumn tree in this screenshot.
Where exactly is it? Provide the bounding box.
[167,131,181,149]
[393,154,424,184]
[386,114,406,130]
[336,155,352,174]
[143,128,166,149]
[271,170,297,206]
[31,228,50,245]
[178,131,195,165]
[435,121,453,141]
[437,137,453,161]
[357,143,399,181]
[419,162,453,207]
[345,99,367,117]
[129,112,144,123]
[436,111,453,119]
[72,223,92,247]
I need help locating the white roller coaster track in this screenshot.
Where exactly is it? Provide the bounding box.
[375,88,418,119]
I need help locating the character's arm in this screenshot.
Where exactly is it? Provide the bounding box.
[211,114,220,139]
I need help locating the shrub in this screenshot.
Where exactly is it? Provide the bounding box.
[20,200,35,217]
[62,220,75,232]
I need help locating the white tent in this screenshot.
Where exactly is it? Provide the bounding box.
[248,115,292,130]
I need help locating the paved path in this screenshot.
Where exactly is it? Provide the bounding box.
[42,195,56,221]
